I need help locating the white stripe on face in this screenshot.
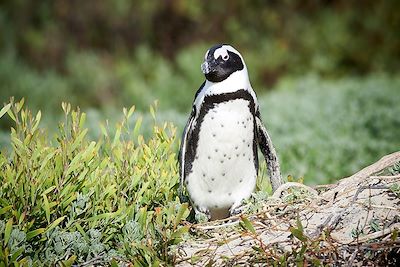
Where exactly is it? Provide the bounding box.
[214,46,229,60]
[204,50,209,60]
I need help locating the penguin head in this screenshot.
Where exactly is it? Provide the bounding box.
[201,44,245,83]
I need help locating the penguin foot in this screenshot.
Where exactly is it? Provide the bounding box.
[229,201,249,217]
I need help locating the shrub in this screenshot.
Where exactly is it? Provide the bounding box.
[260,74,400,183]
[0,99,189,265]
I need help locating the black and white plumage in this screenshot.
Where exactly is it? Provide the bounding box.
[179,44,282,221]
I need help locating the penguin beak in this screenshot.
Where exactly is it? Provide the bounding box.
[201,61,211,74]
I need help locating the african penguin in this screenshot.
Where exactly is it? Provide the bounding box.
[179,44,282,221]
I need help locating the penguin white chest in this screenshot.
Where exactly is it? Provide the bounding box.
[187,99,257,212]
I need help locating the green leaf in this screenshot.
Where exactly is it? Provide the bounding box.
[240,216,256,235]
[17,257,30,265]
[61,255,77,267]
[138,207,148,228]
[133,116,143,139]
[81,141,97,160]
[42,194,51,223]
[42,185,56,196]
[46,216,66,233]
[170,226,189,244]
[4,218,13,245]
[252,246,264,253]
[26,228,45,240]
[39,150,57,172]
[151,260,160,267]
[32,110,41,133]
[86,211,121,222]
[391,228,398,241]
[311,258,322,266]
[7,109,16,122]
[65,153,84,177]
[0,103,11,119]
[99,123,108,137]
[296,216,304,232]
[174,203,188,228]
[18,211,26,224]
[110,259,119,267]
[0,205,12,215]
[79,113,86,129]
[150,105,156,120]
[290,227,307,242]
[127,105,135,118]
[74,223,89,242]
[10,247,24,262]
[112,126,121,148]
[70,128,88,152]
[369,218,381,232]
[16,98,25,112]
[11,137,25,152]
[299,244,307,256]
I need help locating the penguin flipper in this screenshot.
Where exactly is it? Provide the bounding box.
[255,115,282,192]
[178,108,195,200]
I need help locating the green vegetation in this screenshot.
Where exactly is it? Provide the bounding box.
[1,0,399,184]
[1,0,399,114]
[261,75,400,184]
[1,73,399,264]
[0,1,399,264]
[0,100,189,265]
[2,1,399,77]
[2,74,400,185]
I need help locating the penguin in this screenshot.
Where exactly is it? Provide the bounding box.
[179,44,282,221]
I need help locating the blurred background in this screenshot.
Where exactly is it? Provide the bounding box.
[0,0,399,184]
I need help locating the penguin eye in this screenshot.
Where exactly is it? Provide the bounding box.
[222,54,229,61]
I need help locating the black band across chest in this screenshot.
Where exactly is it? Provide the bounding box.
[184,89,257,177]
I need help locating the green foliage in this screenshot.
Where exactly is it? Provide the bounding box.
[2,0,400,118]
[0,45,205,120]
[2,74,399,186]
[1,0,399,75]
[389,184,400,198]
[1,0,399,186]
[0,99,189,265]
[260,75,400,183]
[0,53,69,115]
[389,162,400,175]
